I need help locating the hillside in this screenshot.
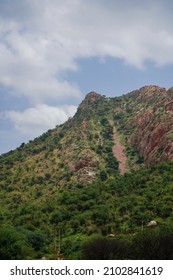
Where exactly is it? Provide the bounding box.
[0,85,173,259]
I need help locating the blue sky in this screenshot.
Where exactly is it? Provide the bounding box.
[0,0,173,154]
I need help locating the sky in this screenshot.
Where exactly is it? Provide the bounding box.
[0,0,173,155]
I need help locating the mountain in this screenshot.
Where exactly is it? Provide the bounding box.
[0,85,173,259]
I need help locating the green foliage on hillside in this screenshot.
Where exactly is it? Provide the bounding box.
[0,87,173,259]
[82,226,173,260]
[0,161,173,259]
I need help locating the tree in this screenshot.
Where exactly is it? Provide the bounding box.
[99,170,108,181]
[0,225,34,260]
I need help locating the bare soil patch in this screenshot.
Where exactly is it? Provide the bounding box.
[112,126,127,175]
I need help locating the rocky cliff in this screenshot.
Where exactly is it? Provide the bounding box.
[124,86,173,166]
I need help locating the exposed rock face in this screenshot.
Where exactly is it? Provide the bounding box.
[73,85,173,171]
[128,86,173,166]
[78,91,101,110]
[74,156,99,171]
[147,221,157,227]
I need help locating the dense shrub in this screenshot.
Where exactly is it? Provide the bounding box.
[0,225,34,260]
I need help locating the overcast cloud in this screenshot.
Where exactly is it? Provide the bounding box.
[0,0,173,153]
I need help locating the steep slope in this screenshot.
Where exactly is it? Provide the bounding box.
[129,86,173,165]
[0,86,172,188]
[111,85,173,167]
[0,85,173,259]
[0,91,119,192]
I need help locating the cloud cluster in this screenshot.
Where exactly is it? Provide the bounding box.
[1,0,173,101]
[1,0,173,150]
[5,104,77,137]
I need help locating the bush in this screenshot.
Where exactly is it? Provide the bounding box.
[82,236,131,260]
[132,228,173,260]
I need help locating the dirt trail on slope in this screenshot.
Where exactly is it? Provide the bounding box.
[112,126,127,175]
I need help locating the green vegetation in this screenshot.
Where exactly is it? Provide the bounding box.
[82,226,173,260]
[0,161,173,259]
[0,87,173,259]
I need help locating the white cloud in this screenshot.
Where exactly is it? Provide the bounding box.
[5,104,77,137]
[0,0,173,103]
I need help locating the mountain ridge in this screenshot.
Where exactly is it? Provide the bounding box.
[0,84,173,259]
[1,85,173,177]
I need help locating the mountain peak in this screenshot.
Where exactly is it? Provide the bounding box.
[84,91,101,101]
[78,91,102,110]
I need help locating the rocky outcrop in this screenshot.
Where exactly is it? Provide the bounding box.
[78,91,101,110]
[129,86,173,166]
[74,156,99,171]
